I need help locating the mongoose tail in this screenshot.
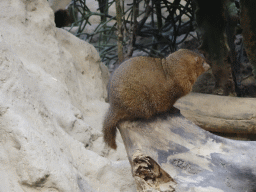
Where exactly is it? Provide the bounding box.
[103,108,121,149]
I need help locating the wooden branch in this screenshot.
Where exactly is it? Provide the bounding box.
[115,0,124,63]
[118,107,256,191]
[175,93,256,135]
[137,2,152,34]
[125,0,138,58]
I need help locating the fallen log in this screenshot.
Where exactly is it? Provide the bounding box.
[119,111,256,191]
[175,93,256,140]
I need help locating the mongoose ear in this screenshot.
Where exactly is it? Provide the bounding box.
[194,57,199,63]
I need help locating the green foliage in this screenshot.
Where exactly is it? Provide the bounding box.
[67,0,195,66]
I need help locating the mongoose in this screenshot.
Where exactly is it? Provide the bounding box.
[103,49,209,149]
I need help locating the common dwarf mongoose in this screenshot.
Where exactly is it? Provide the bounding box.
[103,49,209,149]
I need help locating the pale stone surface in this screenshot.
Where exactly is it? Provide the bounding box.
[48,0,72,11]
[0,0,135,191]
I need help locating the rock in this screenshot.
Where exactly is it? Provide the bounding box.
[0,0,134,191]
[48,0,73,11]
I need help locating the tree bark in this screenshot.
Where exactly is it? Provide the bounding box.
[175,93,256,140]
[195,0,236,95]
[240,0,256,78]
[118,107,256,191]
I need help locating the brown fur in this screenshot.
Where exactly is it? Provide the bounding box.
[103,49,208,149]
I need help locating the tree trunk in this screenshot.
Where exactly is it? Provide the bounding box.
[195,0,236,95]
[175,93,256,140]
[118,108,256,191]
[240,0,256,78]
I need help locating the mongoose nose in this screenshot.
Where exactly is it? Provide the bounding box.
[203,62,210,71]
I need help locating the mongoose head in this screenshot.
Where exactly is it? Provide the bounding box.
[189,52,210,85]
[165,49,210,84]
[194,55,210,75]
